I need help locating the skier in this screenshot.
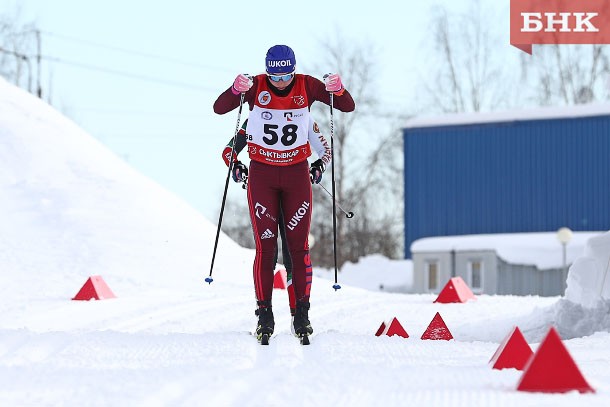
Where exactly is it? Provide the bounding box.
[221,116,332,323]
[213,44,355,344]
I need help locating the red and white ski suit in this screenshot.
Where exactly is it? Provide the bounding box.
[214,73,354,304]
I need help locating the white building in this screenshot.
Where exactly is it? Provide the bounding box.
[411,232,601,296]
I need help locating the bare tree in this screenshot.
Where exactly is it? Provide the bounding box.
[308,32,406,268]
[418,1,515,113]
[419,0,610,111]
[521,45,610,105]
[0,7,38,93]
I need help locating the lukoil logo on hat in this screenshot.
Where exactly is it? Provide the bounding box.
[266,45,296,74]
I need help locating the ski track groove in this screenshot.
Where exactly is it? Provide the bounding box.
[105,296,233,332]
[88,295,250,332]
[0,330,73,366]
[1,325,607,406]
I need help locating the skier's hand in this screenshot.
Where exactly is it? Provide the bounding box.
[232,74,253,95]
[232,161,248,183]
[309,159,325,184]
[323,73,343,93]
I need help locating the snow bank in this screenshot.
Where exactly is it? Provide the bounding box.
[565,230,610,307]
[315,254,413,293]
[0,76,249,303]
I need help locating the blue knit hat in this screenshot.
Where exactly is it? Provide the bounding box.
[265,45,296,74]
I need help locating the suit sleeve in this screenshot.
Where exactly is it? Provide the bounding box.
[307,117,332,166]
[213,77,257,114]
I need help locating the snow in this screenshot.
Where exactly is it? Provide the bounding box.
[565,231,610,308]
[411,232,601,270]
[404,102,610,129]
[2,76,610,406]
[315,254,414,293]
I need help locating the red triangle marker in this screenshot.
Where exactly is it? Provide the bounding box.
[72,275,116,301]
[489,326,533,370]
[385,317,409,338]
[517,327,595,393]
[434,277,475,303]
[273,268,287,289]
[375,321,387,337]
[376,318,409,338]
[421,312,453,340]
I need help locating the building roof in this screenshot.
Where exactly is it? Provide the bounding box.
[404,103,610,129]
[410,232,603,270]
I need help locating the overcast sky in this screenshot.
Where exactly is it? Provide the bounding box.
[2,0,502,220]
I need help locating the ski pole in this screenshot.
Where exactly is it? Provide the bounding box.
[317,183,354,219]
[328,90,341,291]
[206,91,246,284]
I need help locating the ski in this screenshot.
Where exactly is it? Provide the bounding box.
[297,333,310,345]
[252,331,310,345]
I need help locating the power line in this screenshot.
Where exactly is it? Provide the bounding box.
[41,54,218,93]
[7,30,226,94]
[40,30,233,73]
[0,46,35,92]
[0,46,28,60]
[99,134,209,139]
[71,107,205,117]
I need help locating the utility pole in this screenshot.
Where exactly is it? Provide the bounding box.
[36,29,42,98]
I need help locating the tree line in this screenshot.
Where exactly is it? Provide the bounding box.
[222,2,610,269]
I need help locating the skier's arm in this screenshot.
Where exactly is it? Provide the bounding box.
[304,75,355,113]
[213,76,257,114]
[307,118,331,167]
[221,120,248,166]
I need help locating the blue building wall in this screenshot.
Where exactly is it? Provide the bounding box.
[403,114,610,258]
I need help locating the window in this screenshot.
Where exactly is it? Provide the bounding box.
[468,260,483,293]
[426,261,439,291]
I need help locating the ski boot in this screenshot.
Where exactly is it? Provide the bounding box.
[255,300,274,345]
[293,300,313,345]
[290,307,296,336]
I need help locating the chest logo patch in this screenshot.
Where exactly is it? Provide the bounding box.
[258,91,271,106]
[293,95,305,106]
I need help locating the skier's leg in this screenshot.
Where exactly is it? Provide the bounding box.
[280,161,313,303]
[247,161,281,307]
[279,161,313,335]
[278,204,295,316]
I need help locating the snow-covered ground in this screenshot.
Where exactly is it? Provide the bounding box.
[2,76,610,406]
